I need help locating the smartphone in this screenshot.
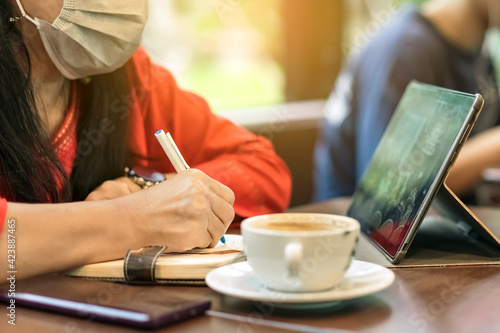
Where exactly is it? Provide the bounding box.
[0,276,211,329]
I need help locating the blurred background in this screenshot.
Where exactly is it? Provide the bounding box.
[141,0,500,207]
[141,0,456,112]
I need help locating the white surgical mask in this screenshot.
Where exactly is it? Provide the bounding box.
[13,0,148,80]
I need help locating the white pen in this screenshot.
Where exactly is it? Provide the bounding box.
[154,130,190,172]
[154,129,226,244]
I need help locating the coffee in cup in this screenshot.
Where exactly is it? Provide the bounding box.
[251,220,337,232]
[241,213,360,292]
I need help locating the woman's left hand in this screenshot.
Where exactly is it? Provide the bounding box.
[85,177,142,201]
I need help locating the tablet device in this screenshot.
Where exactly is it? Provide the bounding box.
[347,81,484,264]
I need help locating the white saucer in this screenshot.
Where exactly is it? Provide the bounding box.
[206,260,394,308]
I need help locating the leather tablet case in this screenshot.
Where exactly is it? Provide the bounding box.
[308,196,500,268]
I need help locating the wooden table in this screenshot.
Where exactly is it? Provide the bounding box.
[2,199,500,333]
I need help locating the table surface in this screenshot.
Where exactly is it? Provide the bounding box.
[2,199,500,333]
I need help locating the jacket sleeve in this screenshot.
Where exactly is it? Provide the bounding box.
[0,198,6,235]
[126,48,292,218]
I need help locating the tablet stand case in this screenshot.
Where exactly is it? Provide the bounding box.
[290,194,500,268]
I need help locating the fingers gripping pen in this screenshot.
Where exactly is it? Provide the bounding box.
[155,130,226,244]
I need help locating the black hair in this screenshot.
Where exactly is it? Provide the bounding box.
[0,1,131,202]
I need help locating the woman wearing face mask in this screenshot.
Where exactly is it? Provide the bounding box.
[0,0,292,280]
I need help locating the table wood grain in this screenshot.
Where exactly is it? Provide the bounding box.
[1,198,499,333]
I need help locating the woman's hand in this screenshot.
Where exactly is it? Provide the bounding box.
[85,177,142,201]
[447,127,500,195]
[117,169,235,252]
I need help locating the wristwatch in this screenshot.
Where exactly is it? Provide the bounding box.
[125,166,166,189]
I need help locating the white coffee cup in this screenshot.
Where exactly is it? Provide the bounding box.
[241,213,360,292]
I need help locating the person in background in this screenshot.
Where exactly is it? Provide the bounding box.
[314,0,500,202]
[0,0,291,280]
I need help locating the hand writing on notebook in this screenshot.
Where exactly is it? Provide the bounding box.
[117,169,235,251]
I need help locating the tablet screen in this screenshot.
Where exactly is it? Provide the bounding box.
[348,81,478,260]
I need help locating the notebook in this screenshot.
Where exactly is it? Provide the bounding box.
[65,235,245,284]
[347,81,500,266]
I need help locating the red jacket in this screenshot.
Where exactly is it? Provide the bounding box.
[0,49,292,232]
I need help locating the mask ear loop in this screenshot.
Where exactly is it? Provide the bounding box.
[10,0,37,25]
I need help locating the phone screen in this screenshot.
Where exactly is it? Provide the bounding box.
[0,275,211,329]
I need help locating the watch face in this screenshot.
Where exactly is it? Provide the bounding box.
[130,166,166,182]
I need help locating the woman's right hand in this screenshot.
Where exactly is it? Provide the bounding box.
[116,169,235,252]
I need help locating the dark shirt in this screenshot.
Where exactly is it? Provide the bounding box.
[314,7,499,201]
